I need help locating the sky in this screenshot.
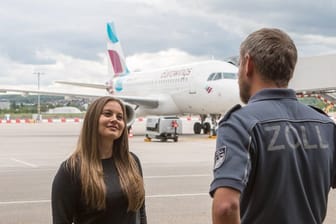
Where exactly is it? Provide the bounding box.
[0,0,336,91]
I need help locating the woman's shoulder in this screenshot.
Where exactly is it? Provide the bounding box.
[130,152,141,164]
[55,159,80,182]
[130,151,138,159]
[57,160,69,173]
[52,159,81,199]
[129,152,143,175]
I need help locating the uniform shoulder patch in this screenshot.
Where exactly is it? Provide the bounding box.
[214,146,227,170]
[220,104,242,122]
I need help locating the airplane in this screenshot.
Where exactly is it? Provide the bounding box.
[0,22,240,135]
[1,22,336,134]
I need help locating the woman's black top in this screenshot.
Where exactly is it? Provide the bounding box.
[52,153,146,224]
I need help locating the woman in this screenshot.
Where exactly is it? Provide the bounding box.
[52,96,146,224]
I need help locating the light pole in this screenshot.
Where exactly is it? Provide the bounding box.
[33,72,44,122]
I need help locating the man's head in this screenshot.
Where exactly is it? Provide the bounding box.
[238,28,297,103]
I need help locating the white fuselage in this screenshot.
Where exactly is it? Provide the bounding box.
[112,60,241,117]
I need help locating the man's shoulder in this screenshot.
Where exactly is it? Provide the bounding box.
[219,104,242,123]
[308,105,329,116]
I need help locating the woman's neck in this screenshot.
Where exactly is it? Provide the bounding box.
[99,140,113,159]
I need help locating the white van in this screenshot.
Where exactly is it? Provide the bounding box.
[145,116,183,142]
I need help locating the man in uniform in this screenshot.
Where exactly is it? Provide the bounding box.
[210,28,336,224]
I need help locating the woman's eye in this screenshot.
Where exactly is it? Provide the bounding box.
[102,111,112,117]
[102,111,123,120]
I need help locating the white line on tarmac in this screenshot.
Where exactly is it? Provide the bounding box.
[0,200,50,205]
[10,158,38,168]
[146,193,208,198]
[0,193,208,205]
[145,174,210,179]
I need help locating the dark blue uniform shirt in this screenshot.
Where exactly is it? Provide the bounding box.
[210,88,336,224]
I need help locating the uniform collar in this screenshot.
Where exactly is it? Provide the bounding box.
[248,88,297,104]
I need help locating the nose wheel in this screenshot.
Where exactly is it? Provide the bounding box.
[193,114,219,136]
[193,122,211,134]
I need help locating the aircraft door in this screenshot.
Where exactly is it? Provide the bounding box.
[188,69,196,94]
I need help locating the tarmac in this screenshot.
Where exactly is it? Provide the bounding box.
[0,121,335,224]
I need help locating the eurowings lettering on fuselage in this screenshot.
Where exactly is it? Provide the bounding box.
[160,68,192,79]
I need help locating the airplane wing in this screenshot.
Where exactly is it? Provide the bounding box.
[0,87,159,109]
[116,96,159,108]
[53,81,160,108]
[55,81,106,89]
[0,87,105,98]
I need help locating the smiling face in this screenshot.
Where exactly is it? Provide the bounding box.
[98,100,125,141]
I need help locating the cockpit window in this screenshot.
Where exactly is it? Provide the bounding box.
[207,72,237,81]
[207,73,216,81]
[222,73,237,79]
[213,73,222,80]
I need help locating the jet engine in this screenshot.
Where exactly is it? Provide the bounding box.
[124,102,136,128]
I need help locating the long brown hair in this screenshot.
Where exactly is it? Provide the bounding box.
[67,96,145,211]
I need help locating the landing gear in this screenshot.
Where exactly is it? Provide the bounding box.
[193,122,202,134]
[209,114,219,137]
[203,122,211,134]
[193,115,208,134]
[193,114,220,136]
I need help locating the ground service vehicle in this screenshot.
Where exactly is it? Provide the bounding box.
[145,116,182,142]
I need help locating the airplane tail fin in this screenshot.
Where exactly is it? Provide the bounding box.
[106,22,129,77]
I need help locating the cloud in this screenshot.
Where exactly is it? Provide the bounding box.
[0,50,108,87]
[126,48,209,71]
[0,0,335,89]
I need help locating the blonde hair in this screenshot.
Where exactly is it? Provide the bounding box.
[67,96,145,211]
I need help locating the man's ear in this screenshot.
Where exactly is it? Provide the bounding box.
[245,54,254,78]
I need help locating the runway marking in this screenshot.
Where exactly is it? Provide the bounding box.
[0,193,208,205]
[10,158,38,168]
[146,193,208,198]
[145,174,210,179]
[0,200,50,205]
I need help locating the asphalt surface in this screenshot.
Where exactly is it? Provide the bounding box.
[0,121,335,224]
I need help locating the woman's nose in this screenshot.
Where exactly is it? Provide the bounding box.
[108,114,117,121]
